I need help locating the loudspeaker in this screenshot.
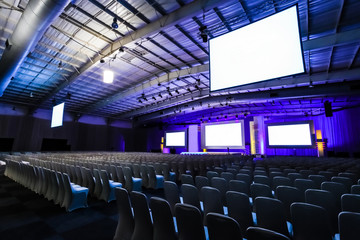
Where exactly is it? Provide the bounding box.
[324,101,333,117]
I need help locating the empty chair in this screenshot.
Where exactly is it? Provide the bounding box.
[229,180,250,195]
[113,188,134,240]
[213,167,223,175]
[269,171,284,180]
[338,211,360,240]
[132,164,141,178]
[148,165,164,189]
[236,173,252,186]
[319,171,334,181]
[276,186,304,221]
[351,184,360,194]
[123,166,142,192]
[99,170,122,202]
[206,171,219,181]
[150,197,177,240]
[294,179,316,194]
[250,183,273,201]
[254,175,271,187]
[130,191,153,240]
[206,213,242,240]
[211,177,228,205]
[162,163,176,182]
[305,189,338,234]
[341,194,360,213]
[140,165,150,188]
[181,184,202,212]
[175,203,205,240]
[246,227,291,240]
[226,168,238,176]
[283,169,296,176]
[255,197,291,237]
[181,174,194,185]
[321,181,347,214]
[164,181,181,215]
[291,202,332,240]
[287,173,304,184]
[62,173,88,212]
[93,169,103,199]
[201,186,223,225]
[254,170,267,176]
[338,172,357,184]
[308,174,326,189]
[84,168,95,196]
[299,169,315,178]
[110,165,120,182]
[331,176,352,192]
[116,166,126,185]
[226,191,254,237]
[55,171,65,206]
[221,172,234,183]
[195,175,210,191]
[272,176,292,191]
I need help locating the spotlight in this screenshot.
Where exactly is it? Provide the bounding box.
[152,96,156,101]
[187,88,192,93]
[208,117,211,121]
[175,89,180,94]
[66,92,71,100]
[111,17,118,29]
[158,93,162,98]
[157,82,161,86]
[195,85,200,90]
[58,61,63,69]
[119,46,125,52]
[199,26,208,43]
[100,59,105,63]
[236,114,238,119]
[168,92,173,97]
[177,77,180,81]
[196,79,201,85]
[138,99,142,103]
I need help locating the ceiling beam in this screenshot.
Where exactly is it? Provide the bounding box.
[136,81,360,122]
[37,0,227,108]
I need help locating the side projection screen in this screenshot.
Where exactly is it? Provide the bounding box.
[201,121,245,149]
[51,102,65,128]
[267,121,315,148]
[165,131,187,148]
[209,5,305,92]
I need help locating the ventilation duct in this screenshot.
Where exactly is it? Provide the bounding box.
[0,0,70,96]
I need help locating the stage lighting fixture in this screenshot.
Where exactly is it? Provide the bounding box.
[195,85,200,90]
[119,46,125,52]
[111,17,118,29]
[58,61,63,69]
[199,26,208,43]
[158,93,162,98]
[100,59,105,63]
[168,92,173,97]
[138,99,142,103]
[175,89,180,94]
[187,88,192,93]
[66,92,71,100]
[157,82,161,86]
[152,96,156,100]
[103,70,114,83]
[236,114,238,119]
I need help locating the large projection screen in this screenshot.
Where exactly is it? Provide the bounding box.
[51,102,65,128]
[267,121,315,148]
[209,5,305,92]
[165,131,187,148]
[201,121,245,149]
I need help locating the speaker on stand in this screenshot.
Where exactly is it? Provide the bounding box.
[324,100,333,117]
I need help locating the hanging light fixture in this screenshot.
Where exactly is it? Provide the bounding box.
[111,17,118,29]
[103,70,114,84]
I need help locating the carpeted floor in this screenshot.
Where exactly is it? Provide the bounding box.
[0,166,165,240]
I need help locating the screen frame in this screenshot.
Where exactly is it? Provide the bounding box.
[266,120,316,148]
[51,102,65,128]
[164,129,188,148]
[209,4,305,92]
[201,120,245,149]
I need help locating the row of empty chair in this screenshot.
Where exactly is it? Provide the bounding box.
[4,160,89,212]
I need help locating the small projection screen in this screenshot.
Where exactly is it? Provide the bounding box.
[266,121,315,148]
[51,102,65,128]
[165,130,187,148]
[201,121,245,149]
[209,5,305,92]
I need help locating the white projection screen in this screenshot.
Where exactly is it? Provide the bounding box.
[201,121,245,149]
[209,5,305,92]
[51,102,65,128]
[165,131,187,147]
[267,121,315,147]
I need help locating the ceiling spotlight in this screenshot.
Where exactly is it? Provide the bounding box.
[157,82,161,87]
[168,92,173,97]
[195,85,200,90]
[119,46,125,52]
[138,99,142,103]
[199,26,208,43]
[111,17,118,29]
[187,88,192,93]
[100,59,105,63]
[66,92,71,100]
[152,96,156,101]
[177,77,180,81]
[196,79,201,85]
[158,93,162,98]
[58,61,63,70]
[175,89,180,94]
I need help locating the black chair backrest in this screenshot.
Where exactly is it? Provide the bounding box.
[130,191,153,240]
[175,203,205,240]
[200,186,223,225]
[341,194,360,213]
[246,227,291,240]
[276,185,304,221]
[206,212,242,240]
[181,184,201,213]
[338,211,360,240]
[113,188,134,240]
[163,181,180,215]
